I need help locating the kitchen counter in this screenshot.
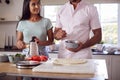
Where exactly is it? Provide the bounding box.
[92,51,120,55]
[1,48,120,56]
[48,50,120,55]
[0,59,108,80]
[0,48,21,52]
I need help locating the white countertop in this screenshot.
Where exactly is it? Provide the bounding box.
[0,59,108,80]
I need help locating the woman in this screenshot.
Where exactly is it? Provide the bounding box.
[16,0,53,80]
[16,0,54,57]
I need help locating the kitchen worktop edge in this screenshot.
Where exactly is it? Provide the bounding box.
[0,48,22,52]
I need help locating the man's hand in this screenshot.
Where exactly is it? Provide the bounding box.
[54,28,67,40]
[66,42,83,52]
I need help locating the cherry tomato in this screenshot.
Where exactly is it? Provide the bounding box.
[39,55,48,61]
[31,56,41,61]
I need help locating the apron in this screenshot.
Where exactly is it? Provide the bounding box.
[58,40,92,59]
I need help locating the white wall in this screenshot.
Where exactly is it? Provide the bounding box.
[0,0,23,47]
[0,21,18,47]
[0,0,23,21]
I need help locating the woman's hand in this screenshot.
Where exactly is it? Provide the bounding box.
[34,37,42,45]
[16,40,26,49]
[66,42,83,52]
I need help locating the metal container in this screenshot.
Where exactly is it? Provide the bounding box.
[0,54,9,62]
[16,61,41,69]
[65,40,78,48]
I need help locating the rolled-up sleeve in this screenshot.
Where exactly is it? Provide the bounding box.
[89,6,101,30]
[55,7,63,28]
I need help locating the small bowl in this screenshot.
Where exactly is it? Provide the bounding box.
[65,40,78,48]
[8,54,25,64]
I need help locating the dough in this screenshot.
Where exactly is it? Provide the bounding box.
[53,58,87,65]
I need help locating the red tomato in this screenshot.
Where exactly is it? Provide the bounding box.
[39,55,48,61]
[31,56,41,61]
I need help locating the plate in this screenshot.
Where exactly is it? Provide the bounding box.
[53,59,87,65]
[16,61,41,69]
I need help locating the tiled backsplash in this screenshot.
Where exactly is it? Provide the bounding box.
[0,21,18,48]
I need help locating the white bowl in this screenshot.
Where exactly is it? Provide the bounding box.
[65,40,78,48]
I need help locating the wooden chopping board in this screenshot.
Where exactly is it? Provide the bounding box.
[32,59,95,75]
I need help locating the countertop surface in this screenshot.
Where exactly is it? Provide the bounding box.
[0,48,120,55]
[0,59,108,80]
[48,50,120,55]
[0,48,22,52]
[92,51,120,55]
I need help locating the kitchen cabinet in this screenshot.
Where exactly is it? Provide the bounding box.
[0,0,23,21]
[111,56,120,80]
[92,55,112,80]
[92,55,120,80]
[0,75,16,80]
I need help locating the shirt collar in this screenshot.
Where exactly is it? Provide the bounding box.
[67,0,84,10]
[68,0,83,6]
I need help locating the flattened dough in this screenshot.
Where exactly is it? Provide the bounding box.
[53,59,87,65]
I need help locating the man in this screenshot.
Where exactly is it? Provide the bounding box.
[54,0,102,59]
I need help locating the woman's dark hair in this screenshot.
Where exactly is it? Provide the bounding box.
[20,0,40,20]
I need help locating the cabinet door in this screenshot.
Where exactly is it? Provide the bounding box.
[111,56,120,80]
[92,55,112,80]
